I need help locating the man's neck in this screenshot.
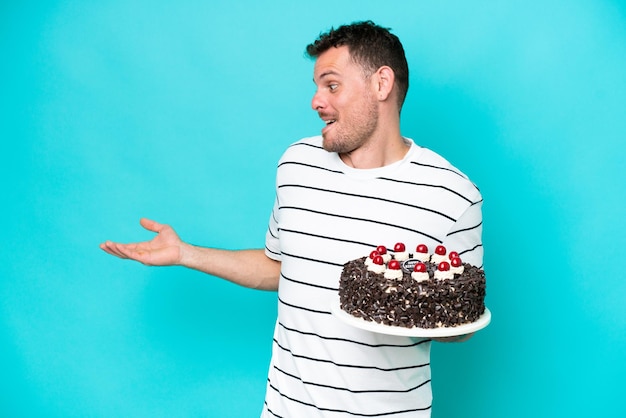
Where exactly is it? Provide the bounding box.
[339,133,409,169]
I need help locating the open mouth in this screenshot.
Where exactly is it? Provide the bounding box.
[322,119,336,134]
[320,113,337,134]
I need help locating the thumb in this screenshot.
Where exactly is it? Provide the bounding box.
[139,218,164,234]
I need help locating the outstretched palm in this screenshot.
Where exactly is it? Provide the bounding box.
[100,218,182,266]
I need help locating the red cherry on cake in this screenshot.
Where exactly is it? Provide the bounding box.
[376,245,387,255]
[415,244,428,253]
[413,262,427,273]
[448,251,459,260]
[450,257,463,268]
[388,260,401,270]
[369,250,380,259]
[435,245,447,256]
[373,255,384,265]
[393,242,406,252]
[438,261,451,271]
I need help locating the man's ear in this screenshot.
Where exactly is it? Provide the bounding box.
[373,66,395,101]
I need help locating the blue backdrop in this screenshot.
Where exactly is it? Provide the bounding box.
[2,1,625,417]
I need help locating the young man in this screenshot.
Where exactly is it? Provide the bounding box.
[101,21,483,417]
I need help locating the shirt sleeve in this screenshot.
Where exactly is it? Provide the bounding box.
[443,199,484,268]
[264,196,281,261]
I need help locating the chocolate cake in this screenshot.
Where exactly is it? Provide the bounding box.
[338,244,486,329]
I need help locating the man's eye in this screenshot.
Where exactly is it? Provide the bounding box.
[329,84,338,91]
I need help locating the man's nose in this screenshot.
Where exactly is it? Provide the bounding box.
[311,90,325,111]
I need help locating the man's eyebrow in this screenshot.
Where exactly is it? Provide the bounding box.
[313,70,340,83]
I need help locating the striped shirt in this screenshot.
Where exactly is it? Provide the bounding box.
[261,136,483,417]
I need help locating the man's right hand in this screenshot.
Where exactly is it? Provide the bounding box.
[100,218,280,290]
[100,218,183,266]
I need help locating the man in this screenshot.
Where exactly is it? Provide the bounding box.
[101,21,483,417]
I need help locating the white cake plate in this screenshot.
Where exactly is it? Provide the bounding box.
[331,302,491,338]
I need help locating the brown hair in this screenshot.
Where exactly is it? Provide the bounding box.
[306,21,409,108]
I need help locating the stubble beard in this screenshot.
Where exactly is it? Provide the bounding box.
[322,98,379,154]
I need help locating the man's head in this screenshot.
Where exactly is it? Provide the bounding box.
[306,21,409,109]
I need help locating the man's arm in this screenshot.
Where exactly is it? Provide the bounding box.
[100,218,280,291]
[431,198,484,343]
[179,244,280,290]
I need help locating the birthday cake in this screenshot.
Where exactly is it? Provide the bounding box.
[338,243,486,329]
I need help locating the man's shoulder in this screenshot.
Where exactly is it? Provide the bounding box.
[287,135,323,150]
[410,145,481,198]
[412,145,457,169]
[412,146,467,176]
[278,135,325,162]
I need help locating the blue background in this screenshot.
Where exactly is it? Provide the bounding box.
[2,0,625,417]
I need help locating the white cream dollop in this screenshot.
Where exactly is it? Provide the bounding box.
[411,271,430,282]
[434,269,454,280]
[384,268,403,280]
[393,251,410,261]
[430,253,448,264]
[412,252,430,262]
[450,264,464,275]
[368,262,386,274]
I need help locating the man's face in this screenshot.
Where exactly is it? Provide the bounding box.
[312,46,379,154]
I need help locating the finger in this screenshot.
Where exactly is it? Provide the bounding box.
[100,242,114,255]
[102,241,145,260]
[100,241,129,259]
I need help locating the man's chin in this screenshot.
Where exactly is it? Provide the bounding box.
[321,135,332,151]
[322,137,340,153]
[323,136,355,154]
